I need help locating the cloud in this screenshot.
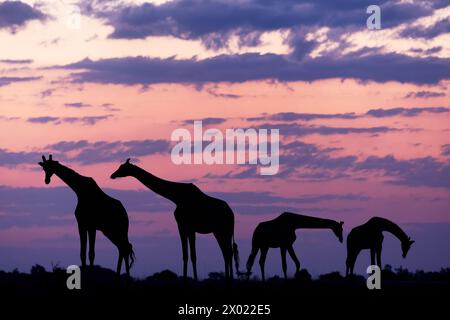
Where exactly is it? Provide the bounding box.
[366,107,450,117]
[0,59,33,64]
[0,76,42,87]
[27,115,112,125]
[248,112,358,122]
[0,1,47,31]
[0,149,42,166]
[401,17,450,39]
[64,102,92,108]
[0,139,171,167]
[0,185,368,228]
[410,46,443,55]
[62,52,450,85]
[216,139,450,189]
[442,144,450,156]
[88,0,441,49]
[180,117,227,126]
[259,122,398,137]
[356,155,450,189]
[27,116,59,124]
[404,91,446,99]
[248,107,450,123]
[205,88,241,99]
[61,139,171,164]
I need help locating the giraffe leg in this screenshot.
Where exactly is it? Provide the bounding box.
[216,235,232,280]
[280,247,287,279]
[78,226,87,268]
[88,229,96,267]
[259,247,268,281]
[287,246,300,274]
[179,230,189,279]
[346,249,359,277]
[188,233,198,281]
[376,246,382,271]
[370,248,376,266]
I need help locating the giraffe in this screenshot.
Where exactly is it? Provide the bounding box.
[38,155,135,276]
[346,216,414,276]
[110,159,239,280]
[246,212,344,281]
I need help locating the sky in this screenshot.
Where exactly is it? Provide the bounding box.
[0,0,449,278]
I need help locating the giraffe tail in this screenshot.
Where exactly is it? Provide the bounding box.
[232,234,240,275]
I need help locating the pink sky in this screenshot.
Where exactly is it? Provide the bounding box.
[0,0,449,276]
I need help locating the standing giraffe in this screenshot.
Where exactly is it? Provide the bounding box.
[110,159,239,280]
[38,155,135,275]
[346,216,414,276]
[246,212,344,281]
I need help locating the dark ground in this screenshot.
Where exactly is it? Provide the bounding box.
[1,265,449,318]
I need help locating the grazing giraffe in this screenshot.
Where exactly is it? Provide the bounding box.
[38,155,135,275]
[110,159,239,280]
[346,216,414,276]
[246,212,344,281]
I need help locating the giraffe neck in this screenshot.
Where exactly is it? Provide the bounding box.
[378,218,409,244]
[53,163,88,196]
[288,213,339,231]
[128,165,186,203]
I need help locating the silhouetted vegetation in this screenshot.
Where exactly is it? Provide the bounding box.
[1,265,449,317]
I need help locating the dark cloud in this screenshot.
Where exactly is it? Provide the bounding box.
[40,88,55,98]
[68,139,171,164]
[0,149,42,166]
[401,17,450,39]
[27,116,59,124]
[366,107,449,117]
[248,112,358,122]
[248,107,449,123]
[0,139,171,167]
[0,185,368,228]
[0,59,33,64]
[0,1,47,31]
[410,46,443,55]
[0,76,42,87]
[62,52,450,85]
[218,139,450,189]
[88,0,439,49]
[356,155,450,189]
[282,142,450,189]
[404,91,446,99]
[180,117,227,126]
[441,144,450,156]
[260,122,398,137]
[64,102,92,108]
[44,139,171,165]
[27,115,112,125]
[205,88,241,99]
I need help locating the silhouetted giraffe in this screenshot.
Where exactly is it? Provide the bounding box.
[38,155,135,275]
[246,212,343,281]
[346,216,414,276]
[110,159,239,280]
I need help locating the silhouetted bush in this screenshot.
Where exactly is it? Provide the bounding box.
[295,269,312,282]
[31,264,46,275]
[150,269,178,281]
[208,272,225,281]
[319,271,343,282]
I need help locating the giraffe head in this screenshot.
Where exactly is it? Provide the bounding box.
[401,237,415,258]
[333,221,344,243]
[38,154,58,184]
[111,158,133,179]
